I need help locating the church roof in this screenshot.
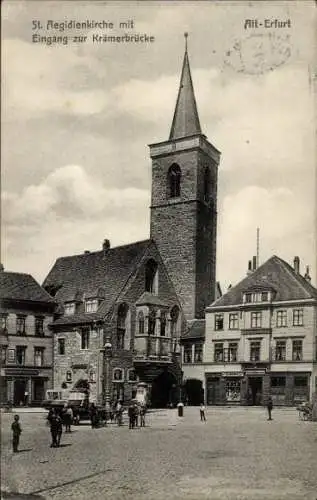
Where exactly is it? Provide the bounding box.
[0,271,55,304]
[169,35,202,140]
[43,240,152,321]
[208,255,317,309]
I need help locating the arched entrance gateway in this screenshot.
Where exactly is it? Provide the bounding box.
[183,379,204,406]
[151,370,178,408]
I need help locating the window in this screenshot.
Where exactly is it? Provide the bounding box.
[0,314,8,332]
[276,310,287,328]
[58,338,65,355]
[250,341,261,361]
[145,259,158,294]
[251,311,262,328]
[16,346,26,365]
[1,346,7,364]
[160,312,166,337]
[228,342,238,362]
[64,303,76,315]
[85,299,99,313]
[271,376,286,388]
[183,344,192,363]
[229,313,238,330]
[34,347,44,367]
[275,340,286,361]
[66,370,72,382]
[127,369,138,382]
[292,340,303,361]
[16,316,26,335]
[261,292,268,301]
[203,167,210,202]
[35,317,44,336]
[138,311,145,334]
[113,368,124,382]
[245,293,252,303]
[194,343,203,362]
[168,164,181,198]
[214,343,224,362]
[117,304,128,349]
[170,306,179,337]
[81,328,90,349]
[215,314,224,331]
[293,309,304,326]
[294,375,308,387]
[148,310,156,336]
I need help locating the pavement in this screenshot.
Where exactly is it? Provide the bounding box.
[1,406,317,500]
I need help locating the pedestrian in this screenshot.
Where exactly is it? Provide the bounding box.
[200,403,206,422]
[116,400,123,426]
[90,403,98,429]
[128,403,135,429]
[140,404,146,427]
[64,404,73,433]
[133,403,139,427]
[49,410,59,447]
[11,414,22,453]
[267,396,273,421]
[56,412,63,446]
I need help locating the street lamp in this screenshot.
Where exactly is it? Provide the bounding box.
[102,340,112,420]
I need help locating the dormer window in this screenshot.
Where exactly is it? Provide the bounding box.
[64,303,76,316]
[243,291,271,304]
[85,299,99,313]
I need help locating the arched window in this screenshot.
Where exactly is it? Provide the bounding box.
[160,311,166,337]
[148,309,156,336]
[168,164,181,198]
[138,311,145,334]
[113,368,124,382]
[145,259,158,294]
[117,303,129,350]
[170,305,179,337]
[204,167,210,202]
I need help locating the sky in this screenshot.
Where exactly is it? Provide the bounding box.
[2,0,316,292]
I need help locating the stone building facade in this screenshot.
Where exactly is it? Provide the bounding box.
[0,270,56,405]
[42,40,221,407]
[182,256,317,406]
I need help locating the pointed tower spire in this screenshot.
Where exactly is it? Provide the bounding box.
[169,33,202,140]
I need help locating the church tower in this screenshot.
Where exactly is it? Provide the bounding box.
[149,35,221,320]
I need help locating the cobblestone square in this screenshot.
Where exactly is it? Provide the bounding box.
[1,407,317,500]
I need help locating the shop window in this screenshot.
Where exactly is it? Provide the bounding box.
[35,317,44,336]
[293,309,304,326]
[138,311,145,335]
[16,346,26,365]
[294,375,308,387]
[194,343,203,363]
[276,310,287,328]
[228,342,238,362]
[16,316,26,335]
[225,379,241,402]
[251,311,262,328]
[168,164,181,198]
[250,341,261,361]
[292,340,303,361]
[275,340,286,361]
[58,338,65,355]
[214,314,224,331]
[271,376,286,388]
[183,344,192,363]
[85,299,99,313]
[81,328,90,350]
[229,313,238,330]
[214,343,224,362]
[34,347,44,367]
[64,302,76,315]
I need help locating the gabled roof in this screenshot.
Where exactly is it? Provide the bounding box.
[182,319,205,340]
[208,255,317,309]
[136,292,170,308]
[43,240,152,319]
[169,40,202,140]
[0,271,55,304]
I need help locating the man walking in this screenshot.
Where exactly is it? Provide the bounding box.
[267,396,273,421]
[200,403,206,422]
[11,414,22,453]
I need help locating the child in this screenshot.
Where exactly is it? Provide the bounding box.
[11,414,22,452]
[200,403,206,422]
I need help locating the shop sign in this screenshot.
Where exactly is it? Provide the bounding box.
[222,372,243,378]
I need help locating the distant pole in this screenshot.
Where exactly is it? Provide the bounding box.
[256,227,260,268]
[184,32,188,52]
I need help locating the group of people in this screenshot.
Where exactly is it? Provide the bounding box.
[47,403,74,447]
[128,401,146,429]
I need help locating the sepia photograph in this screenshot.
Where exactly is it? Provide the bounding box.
[1,1,317,498]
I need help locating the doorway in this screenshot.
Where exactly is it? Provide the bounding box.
[151,371,177,408]
[248,377,263,405]
[33,379,45,403]
[184,379,204,405]
[14,379,27,406]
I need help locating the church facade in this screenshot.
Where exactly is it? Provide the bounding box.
[43,41,221,407]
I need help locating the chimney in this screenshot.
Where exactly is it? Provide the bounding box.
[102,239,110,252]
[84,250,90,255]
[304,265,311,282]
[247,260,253,276]
[294,256,300,274]
[252,256,257,271]
[0,263,4,272]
